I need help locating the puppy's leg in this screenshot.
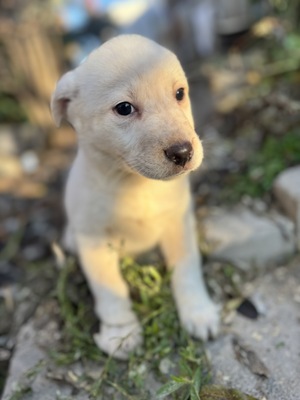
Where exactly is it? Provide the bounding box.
[160,207,219,340]
[76,235,142,359]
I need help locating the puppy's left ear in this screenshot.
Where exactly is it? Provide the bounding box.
[51,71,77,127]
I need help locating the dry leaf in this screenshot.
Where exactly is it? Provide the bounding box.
[232,336,269,378]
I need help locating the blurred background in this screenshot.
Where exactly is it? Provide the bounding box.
[1,0,300,396]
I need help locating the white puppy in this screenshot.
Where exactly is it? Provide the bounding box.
[51,35,219,359]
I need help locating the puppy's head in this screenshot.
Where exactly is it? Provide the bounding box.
[51,35,203,180]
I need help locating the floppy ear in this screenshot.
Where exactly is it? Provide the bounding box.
[51,71,77,127]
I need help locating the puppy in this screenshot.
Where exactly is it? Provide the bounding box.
[51,34,219,359]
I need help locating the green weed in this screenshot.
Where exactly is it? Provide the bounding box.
[7,361,45,400]
[8,386,32,400]
[54,256,210,399]
[227,130,300,199]
[53,257,103,364]
[0,94,26,123]
[53,254,257,399]
[157,343,211,399]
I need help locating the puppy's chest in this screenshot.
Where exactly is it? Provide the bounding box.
[113,193,173,229]
[107,188,187,249]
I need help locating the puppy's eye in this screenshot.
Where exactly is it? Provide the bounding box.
[176,88,185,101]
[115,102,135,116]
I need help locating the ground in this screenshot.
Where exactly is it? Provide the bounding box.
[1,24,300,399]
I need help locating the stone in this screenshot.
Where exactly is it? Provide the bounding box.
[159,357,175,375]
[273,165,300,250]
[200,206,296,269]
[2,298,161,400]
[4,263,300,400]
[2,300,88,400]
[20,151,39,174]
[207,261,300,400]
[199,127,232,172]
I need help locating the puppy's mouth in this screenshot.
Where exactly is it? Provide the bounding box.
[126,155,196,181]
[124,140,202,180]
[129,165,190,181]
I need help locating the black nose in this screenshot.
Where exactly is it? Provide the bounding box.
[164,141,193,167]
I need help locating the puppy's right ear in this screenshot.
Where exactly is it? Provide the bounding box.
[51,71,77,127]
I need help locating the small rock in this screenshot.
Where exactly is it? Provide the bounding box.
[20,151,39,174]
[252,199,267,214]
[249,293,267,316]
[273,165,300,249]
[207,262,300,400]
[201,207,296,270]
[159,357,174,375]
[2,300,86,400]
[2,217,21,233]
[241,196,267,214]
[22,245,46,261]
[85,363,104,380]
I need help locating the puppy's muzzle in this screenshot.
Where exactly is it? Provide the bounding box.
[164,141,193,167]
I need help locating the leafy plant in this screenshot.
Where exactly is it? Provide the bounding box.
[53,257,103,364]
[53,252,259,399]
[0,94,26,123]
[54,255,210,398]
[157,343,211,399]
[229,129,300,199]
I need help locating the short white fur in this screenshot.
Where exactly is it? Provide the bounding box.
[51,34,219,360]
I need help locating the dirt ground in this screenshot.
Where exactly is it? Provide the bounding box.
[1,30,300,398]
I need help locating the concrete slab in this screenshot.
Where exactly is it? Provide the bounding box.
[2,300,88,400]
[208,261,300,400]
[3,263,300,400]
[201,207,296,270]
[274,165,300,249]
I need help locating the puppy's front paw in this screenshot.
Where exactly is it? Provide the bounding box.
[94,319,143,360]
[179,300,220,341]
